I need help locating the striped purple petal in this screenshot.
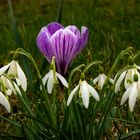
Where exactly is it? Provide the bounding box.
[36,22,89,75]
[74,26,89,56]
[46,22,64,36]
[51,29,77,75]
[65,25,80,39]
[36,27,54,63]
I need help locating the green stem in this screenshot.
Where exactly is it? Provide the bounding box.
[83,60,102,75]
[106,47,132,82]
[13,49,55,126]
[87,101,98,139]
[97,89,115,138]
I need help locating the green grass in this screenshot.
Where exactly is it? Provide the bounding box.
[1,0,140,65]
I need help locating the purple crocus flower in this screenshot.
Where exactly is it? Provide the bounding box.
[37,22,89,75]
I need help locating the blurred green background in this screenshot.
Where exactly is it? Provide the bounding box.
[0,0,140,72]
[1,1,140,139]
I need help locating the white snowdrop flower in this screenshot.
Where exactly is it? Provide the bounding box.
[0,60,27,91]
[1,75,21,95]
[93,73,114,89]
[42,70,68,94]
[0,75,12,96]
[67,80,100,108]
[7,60,27,91]
[114,68,140,93]
[0,91,11,113]
[120,74,140,112]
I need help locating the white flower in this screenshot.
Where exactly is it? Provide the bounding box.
[67,80,100,108]
[7,60,27,91]
[114,68,140,93]
[93,73,114,89]
[0,75,21,95]
[42,70,68,94]
[0,63,11,76]
[120,78,140,112]
[0,60,27,91]
[0,91,11,113]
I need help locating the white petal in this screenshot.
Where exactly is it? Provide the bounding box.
[137,80,140,97]
[102,74,107,79]
[15,78,21,86]
[1,75,9,88]
[115,71,126,93]
[8,60,17,76]
[56,72,68,88]
[42,71,51,86]
[6,89,12,96]
[125,69,134,89]
[129,83,138,112]
[109,78,114,84]
[135,69,140,77]
[93,76,99,84]
[87,84,100,101]
[120,85,131,105]
[135,64,140,70]
[6,78,14,90]
[16,62,27,91]
[1,76,12,89]
[80,81,89,108]
[98,74,105,89]
[67,85,79,106]
[0,91,11,113]
[0,62,11,76]
[47,70,54,94]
